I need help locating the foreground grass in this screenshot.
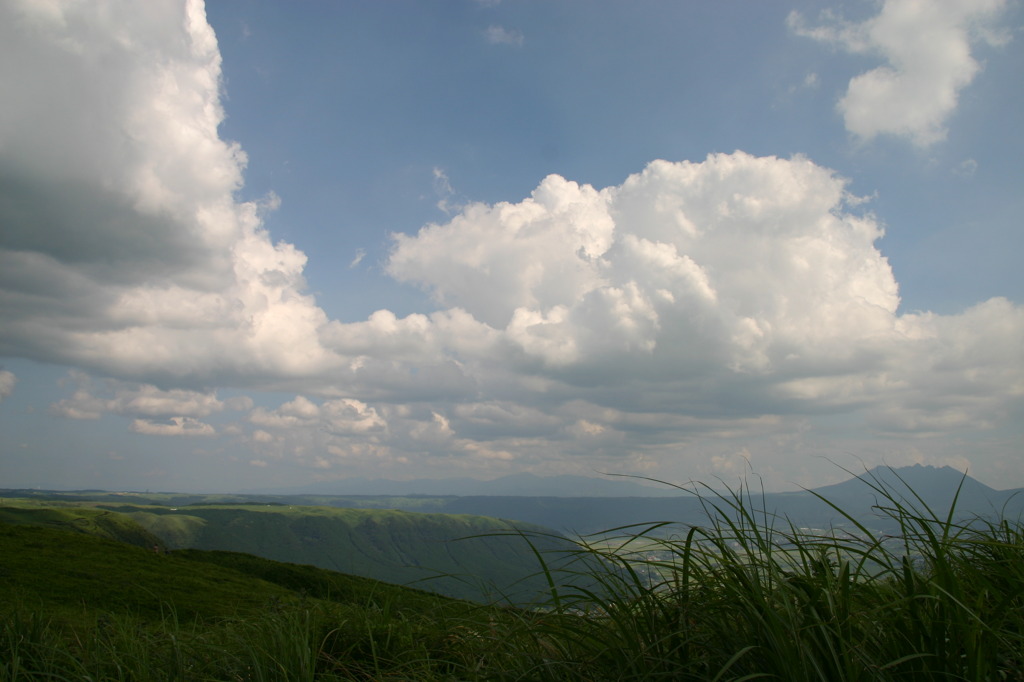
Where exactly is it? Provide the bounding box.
[489,471,1024,681]
[3,469,1024,680]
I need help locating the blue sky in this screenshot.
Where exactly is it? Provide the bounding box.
[1,0,1021,493]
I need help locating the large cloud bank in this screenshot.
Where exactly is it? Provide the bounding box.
[1,0,1021,482]
[376,156,1022,428]
[0,0,335,385]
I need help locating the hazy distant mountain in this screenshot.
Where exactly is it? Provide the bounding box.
[412,465,1024,535]
[810,464,1001,510]
[16,465,1019,539]
[771,464,1024,534]
[255,472,680,497]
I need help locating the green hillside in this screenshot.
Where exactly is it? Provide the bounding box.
[123,504,573,603]
[0,521,496,680]
[0,497,578,604]
[4,481,1024,680]
[0,505,164,549]
[0,523,298,623]
[0,521,477,620]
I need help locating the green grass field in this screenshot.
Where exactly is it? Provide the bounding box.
[3,471,1024,680]
[0,519,497,680]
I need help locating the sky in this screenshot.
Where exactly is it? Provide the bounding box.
[0,0,1022,494]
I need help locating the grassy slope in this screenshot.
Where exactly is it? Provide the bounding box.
[0,518,481,619]
[128,504,571,603]
[0,498,574,603]
[0,520,496,680]
[5,478,1024,681]
[0,505,165,549]
[0,523,301,624]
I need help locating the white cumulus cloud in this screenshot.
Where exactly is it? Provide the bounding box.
[789,0,1010,146]
[389,152,901,377]
[49,373,249,426]
[0,0,339,386]
[2,0,1021,484]
[130,416,216,437]
[372,152,1024,472]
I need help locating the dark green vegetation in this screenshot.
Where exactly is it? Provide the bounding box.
[124,504,575,604]
[0,522,498,680]
[4,468,1024,680]
[0,505,163,548]
[0,501,574,604]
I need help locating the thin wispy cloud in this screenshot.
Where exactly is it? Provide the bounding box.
[952,158,978,178]
[484,25,524,47]
[0,370,15,402]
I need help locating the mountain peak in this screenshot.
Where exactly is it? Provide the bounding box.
[859,464,995,492]
[811,464,998,511]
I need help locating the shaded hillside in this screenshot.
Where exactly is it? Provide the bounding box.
[117,504,577,603]
[0,497,581,603]
[441,494,707,535]
[0,522,494,680]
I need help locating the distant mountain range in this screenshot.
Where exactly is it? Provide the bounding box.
[433,465,1024,535]
[243,464,1024,535]
[7,464,1021,540]
[251,471,682,497]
